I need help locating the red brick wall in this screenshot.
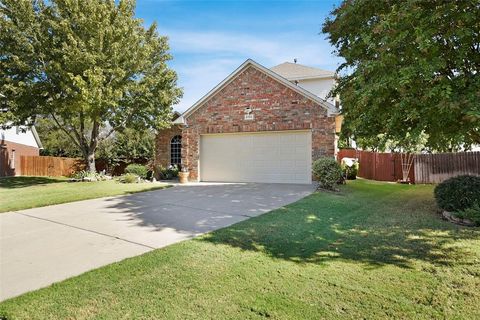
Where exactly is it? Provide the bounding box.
[0,140,40,176]
[155,125,182,168]
[182,65,336,180]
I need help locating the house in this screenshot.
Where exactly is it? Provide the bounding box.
[0,125,43,177]
[155,59,340,184]
[270,61,336,103]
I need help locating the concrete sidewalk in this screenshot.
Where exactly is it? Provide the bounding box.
[0,182,314,301]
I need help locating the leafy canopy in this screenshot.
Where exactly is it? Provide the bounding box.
[0,0,182,170]
[323,0,480,151]
[37,117,155,167]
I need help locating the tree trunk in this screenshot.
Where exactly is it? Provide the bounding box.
[85,150,96,173]
[85,121,100,173]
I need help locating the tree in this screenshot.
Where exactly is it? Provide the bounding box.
[36,117,82,157]
[37,116,155,172]
[323,0,480,152]
[0,0,182,172]
[96,127,156,171]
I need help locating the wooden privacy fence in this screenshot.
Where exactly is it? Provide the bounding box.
[337,149,414,182]
[19,156,84,177]
[337,149,480,184]
[414,152,480,184]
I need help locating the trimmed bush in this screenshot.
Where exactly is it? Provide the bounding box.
[341,162,359,180]
[312,157,343,190]
[434,175,480,212]
[118,173,140,184]
[125,164,148,179]
[155,165,179,180]
[456,202,480,226]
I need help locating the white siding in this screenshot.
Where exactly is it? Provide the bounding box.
[0,126,39,148]
[297,78,336,104]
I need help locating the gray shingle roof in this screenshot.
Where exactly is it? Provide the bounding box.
[270,62,335,81]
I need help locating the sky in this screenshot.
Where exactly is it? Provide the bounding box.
[135,0,343,112]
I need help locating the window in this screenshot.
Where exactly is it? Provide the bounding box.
[170,135,182,165]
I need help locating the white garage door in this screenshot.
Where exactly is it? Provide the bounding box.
[200,131,312,184]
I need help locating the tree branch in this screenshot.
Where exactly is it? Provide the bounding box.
[100,127,116,141]
[50,113,81,149]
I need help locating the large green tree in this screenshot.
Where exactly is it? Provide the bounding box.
[323,0,480,152]
[35,117,83,157]
[37,116,155,172]
[0,0,182,171]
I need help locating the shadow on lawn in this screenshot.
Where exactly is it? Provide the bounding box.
[0,176,64,189]
[200,191,479,269]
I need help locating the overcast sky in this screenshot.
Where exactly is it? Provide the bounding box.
[136,0,343,112]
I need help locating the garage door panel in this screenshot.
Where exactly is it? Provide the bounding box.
[200,131,312,184]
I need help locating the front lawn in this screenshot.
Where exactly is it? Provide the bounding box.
[1,180,479,319]
[0,176,169,213]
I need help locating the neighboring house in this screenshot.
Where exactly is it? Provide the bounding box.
[0,125,43,177]
[155,59,340,184]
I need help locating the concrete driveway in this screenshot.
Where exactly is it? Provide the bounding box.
[0,182,314,301]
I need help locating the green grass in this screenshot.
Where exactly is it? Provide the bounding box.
[0,176,169,212]
[1,179,479,319]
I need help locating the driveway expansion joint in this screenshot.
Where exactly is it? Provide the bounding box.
[16,212,156,250]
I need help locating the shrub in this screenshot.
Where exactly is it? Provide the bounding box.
[155,164,179,180]
[118,173,140,184]
[456,202,480,226]
[71,170,107,181]
[341,161,359,180]
[434,175,480,212]
[125,164,148,179]
[146,170,153,180]
[312,157,343,190]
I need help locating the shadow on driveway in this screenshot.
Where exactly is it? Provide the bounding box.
[102,182,316,236]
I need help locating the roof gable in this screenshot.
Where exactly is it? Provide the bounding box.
[175,59,337,124]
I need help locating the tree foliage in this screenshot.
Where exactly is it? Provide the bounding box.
[36,117,82,157]
[323,0,480,151]
[0,0,182,171]
[96,127,155,168]
[37,117,155,170]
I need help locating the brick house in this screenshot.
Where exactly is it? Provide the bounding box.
[155,59,340,184]
[0,125,43,177]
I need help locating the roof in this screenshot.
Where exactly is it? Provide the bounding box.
[270,62,335,81]
[31,125,43,149]
[174,59,338,124]
[0,124,43,149]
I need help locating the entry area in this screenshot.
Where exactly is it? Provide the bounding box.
[199,130,312,184]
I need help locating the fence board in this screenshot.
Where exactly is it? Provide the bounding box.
[338,149,480,184]
[19,156,84,177]
[414,152,480,184]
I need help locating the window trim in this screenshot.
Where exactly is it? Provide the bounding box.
[170,135,182,166]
